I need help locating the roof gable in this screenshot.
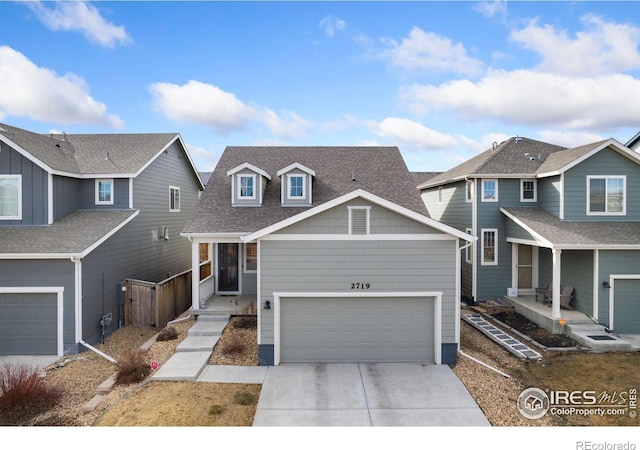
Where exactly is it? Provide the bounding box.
[276,162,316,177]
[226,162,272,180]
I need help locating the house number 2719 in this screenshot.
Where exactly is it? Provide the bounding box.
[351,282,370,290]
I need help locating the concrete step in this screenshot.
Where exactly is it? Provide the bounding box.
[152,351,211,382]
[176,335,220,352]
[187,319,228,337]
[567,324,632,351]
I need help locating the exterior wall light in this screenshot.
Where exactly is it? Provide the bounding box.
[264,300,271,310]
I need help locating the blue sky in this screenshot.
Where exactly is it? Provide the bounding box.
[2,1,640,174]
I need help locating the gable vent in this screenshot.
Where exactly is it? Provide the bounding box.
[349,207,370,235]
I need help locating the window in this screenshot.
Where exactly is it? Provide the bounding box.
[239,175,255,199]
[482,179,498,202]
[287,174,305,199]
[588,176,625,215]
[245,243,257,272]
[481,229,498,265]
[466,180,474,202]
[170,186,180,212]
[465,228,473,263]
[521,179,537,202]
[349,206,370,235]
[0,175,21,220]
[199,243,212,280]
[95,179,113,205]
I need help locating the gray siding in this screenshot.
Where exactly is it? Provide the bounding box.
[421,181,470,230]
[0,142,48,225]
[259,239,458,345]
[597,250,640,327]
[560,250,593,314]
[563,148,640,220]
[53,176,80,221]
[538,176,561,216]
[79,178,130,210]
[81,140,201,344]
[0,259,76,352]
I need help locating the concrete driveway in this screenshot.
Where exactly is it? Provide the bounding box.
[252,363,491,426]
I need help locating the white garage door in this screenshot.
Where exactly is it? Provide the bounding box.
[278,294,437,364]
[0,293,58,355]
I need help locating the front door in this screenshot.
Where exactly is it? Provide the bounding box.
[218,243,239,292]
[516,244,534,294]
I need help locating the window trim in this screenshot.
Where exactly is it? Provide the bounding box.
[348,206,371,235]
[481,179,498,202]
[520,179,537,202]
[286,173,306,200]
[587,175,626,216]
[244,242,257,273]
[238,174,257,200]
[438,186,443,204]
[465,228,473,264]
[169,186,181,212]
[481,228,498,266]
[465,180,473,203]
[0,174,22,220]
[95,179,114,205]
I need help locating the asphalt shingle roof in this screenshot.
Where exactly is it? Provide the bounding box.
[502,207,640,248]
[0,209,138,255]
[183,146,428,235]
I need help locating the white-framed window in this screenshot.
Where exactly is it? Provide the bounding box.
[466,180,474,202]
[481,228,498,265]
[199,243,213,281]
[239,174,256,199]
[587,176,625,215]
[348,206,370,235]
[170,186,180,212]
[465,228,473,264]
[287,174,305,199]
[520,179,537,202]
[481,179,498,202]
[95,179,114,205]
[0,174,22,220]
[244,242,257,272]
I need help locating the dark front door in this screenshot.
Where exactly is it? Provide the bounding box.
[218,243,239,292]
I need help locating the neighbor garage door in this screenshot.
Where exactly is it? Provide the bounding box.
[279,295,436,364]
[0,293,58,355]
[613,278,640,334]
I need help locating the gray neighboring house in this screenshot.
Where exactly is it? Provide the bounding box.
[0,122,204,356]
[419,136,640,335]
[182,146,473,366]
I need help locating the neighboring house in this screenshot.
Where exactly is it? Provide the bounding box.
[419,136,640,334]
[0,123,204,356]
[182,146,473,366]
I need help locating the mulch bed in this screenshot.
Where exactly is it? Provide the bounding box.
[491,311,579,347]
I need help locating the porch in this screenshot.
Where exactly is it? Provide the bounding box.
[194,293,257,318]
[503,294,636,351]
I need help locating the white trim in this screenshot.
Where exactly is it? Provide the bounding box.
[80,210,139,258]
[191,241,200,310]
[216,243,241,294]
[238,174,257,200]
[481,228,498,265]
[129,178,134,209]
[520,179,537,202]
[95,179,114,205]
[0,286,64,356]
[471,180,477,301]
[72,257,82,348]
[243,189,473,243]
[593,250,599,322]
[0,174,22,220]
[586,175,626,216]
[48,173,53,224]
[259,233,458,241]
[465,180,473,203]
[227,162,272,180]
[285,173,306,200]
[169,185,181,212]
[500,208,554,248]
[481,179,498,202]
[256,240,262,346]
[608,274,640,331]
[276,163,316,177]
[244,242,257,273]
[465,228,473,263]
[272,291,442,365]
[348,205,371,235]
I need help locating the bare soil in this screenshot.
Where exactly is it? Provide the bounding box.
[491,311,579,347]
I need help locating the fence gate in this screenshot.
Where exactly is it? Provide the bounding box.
[125,279,156,328]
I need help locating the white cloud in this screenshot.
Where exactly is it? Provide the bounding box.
[185,142,221,173]
[319,16,346,38]
[0,46,123,128]
[510,14,640,75]
[474,1,508,19]
[25,1,131,48]
[537,129,607,148]
[149,80,310,139]
[368,117,458,150]
[377,27,483,77]
[402,69,640,131]
[458,133,512,153]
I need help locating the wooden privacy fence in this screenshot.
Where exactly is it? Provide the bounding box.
[124,270,192,330]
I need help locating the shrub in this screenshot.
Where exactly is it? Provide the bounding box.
[156,326,178,342]
[232,316,257,329]
[209,404,223,415]
[0,363,65,425]
[220,334,246,355]
[115,349,151,385]
[233,390,257,406]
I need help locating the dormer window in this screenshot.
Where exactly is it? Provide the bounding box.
[277,162,315,206]
[226,162,271,206]
[96,179,114,205]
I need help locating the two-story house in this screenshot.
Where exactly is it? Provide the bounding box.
[419,136,640,336]
[182,146,473,366]
[0,123,203,357]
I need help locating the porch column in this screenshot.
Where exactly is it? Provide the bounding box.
[191,240,200,310]
[552,248,562,319]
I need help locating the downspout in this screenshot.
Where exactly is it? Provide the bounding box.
[458,349,511,378]
[72,256,117,363]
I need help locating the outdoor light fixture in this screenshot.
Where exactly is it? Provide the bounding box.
[603,281,611,288]
[264,300,271,310]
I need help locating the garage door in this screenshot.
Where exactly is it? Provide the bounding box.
[0,293,58,355]
[279,295,436,364]
[613,278,640,334]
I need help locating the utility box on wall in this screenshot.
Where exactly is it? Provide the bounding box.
[506,288,518,297]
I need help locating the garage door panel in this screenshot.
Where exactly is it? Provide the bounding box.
[614,279,640,334]
[0,293,58,355]
[280,296,435,364]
